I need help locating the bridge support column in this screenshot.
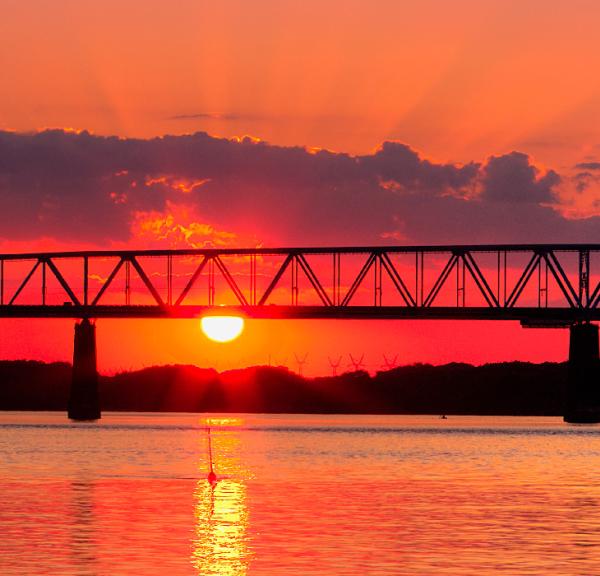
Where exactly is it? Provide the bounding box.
[564,323,600,423]
[68,319,100,420]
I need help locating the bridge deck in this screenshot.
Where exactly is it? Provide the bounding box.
[0,304,596,323]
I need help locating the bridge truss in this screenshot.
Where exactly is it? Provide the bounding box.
[0,245,599,323]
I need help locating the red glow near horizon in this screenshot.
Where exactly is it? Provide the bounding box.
[0,1,598,373]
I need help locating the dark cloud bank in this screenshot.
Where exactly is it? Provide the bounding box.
[0,129,597,246]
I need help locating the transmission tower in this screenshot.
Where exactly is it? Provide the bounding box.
[294,353,308,376]
[328,355,342,376]
[382,354,399,370]
[348,353,365,372]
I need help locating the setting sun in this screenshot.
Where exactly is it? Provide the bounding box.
[201,316,245,343]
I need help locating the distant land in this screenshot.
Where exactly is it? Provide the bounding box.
[0,361,567,415]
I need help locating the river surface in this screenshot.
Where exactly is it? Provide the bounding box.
[2,413,600,575]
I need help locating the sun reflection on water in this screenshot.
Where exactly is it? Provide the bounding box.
[191,420,251,575]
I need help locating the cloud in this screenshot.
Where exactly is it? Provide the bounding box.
[0,129,596,247]
[360,142,480,196]
[481,152,560,204]
[168,112,249,121]
[575,162,600,170]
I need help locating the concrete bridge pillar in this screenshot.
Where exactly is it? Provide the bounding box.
[68,319,100,420]
[564,323,600,423]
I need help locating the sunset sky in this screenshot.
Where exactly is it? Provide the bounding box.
[1,0,599,374]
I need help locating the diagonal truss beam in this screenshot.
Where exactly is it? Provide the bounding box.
[590,281,600,309]
[44,258,81,305]
[379,253,416,307]
[543,251,579,308]
[461,252,499,307]
[423,254,458,307]
[213,256,249,306]
[505,253,540,308]
[91,258,125,306]
[9,260,41,305]
[258,254,294,305]
[175,256,209,306]
[340,253,376,306]
[296,254,333,306]
[129,256,165,306]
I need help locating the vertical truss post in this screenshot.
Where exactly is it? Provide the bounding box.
[208,257,215,306]
[415,252,419,306]
[167,255,173,306]
[291,254,299,305]
[538,254,548,307]
[497,251,501,306]
[250,254,257,306]
[503,251,507,306]
[545,256,549,307]
[333,252,341,306]
[41,259,46,305]
[374,254,382,306]
[421,253,424,307]
[332,253,336,306]
[580,250,590,309]
[125,259,131,306]
[415,252,424,307]
[456,254,465,307]
[83,256,89,306]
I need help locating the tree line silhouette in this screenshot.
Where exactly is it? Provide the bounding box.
[0,360,567,415]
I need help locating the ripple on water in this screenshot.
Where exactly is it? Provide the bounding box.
[2,413,600,575]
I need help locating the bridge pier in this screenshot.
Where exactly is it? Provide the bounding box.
[68,319,100,421]
[564,323,600,423]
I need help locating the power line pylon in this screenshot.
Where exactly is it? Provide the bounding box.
[328,355,342,376]
[348,353,365,372]
[294,353,308,376]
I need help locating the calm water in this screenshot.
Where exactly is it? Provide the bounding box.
[2,413,600,575]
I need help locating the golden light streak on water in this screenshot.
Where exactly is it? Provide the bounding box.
[191,418,251,575]
[192,480,251,576]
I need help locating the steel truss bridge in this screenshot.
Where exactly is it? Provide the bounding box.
[0,244,599,324]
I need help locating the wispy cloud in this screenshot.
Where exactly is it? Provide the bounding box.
[168,112,251,121]
[575,162,600,170]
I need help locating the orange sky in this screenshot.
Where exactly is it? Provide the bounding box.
[0,0,599,374]
[3,0,600,165]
